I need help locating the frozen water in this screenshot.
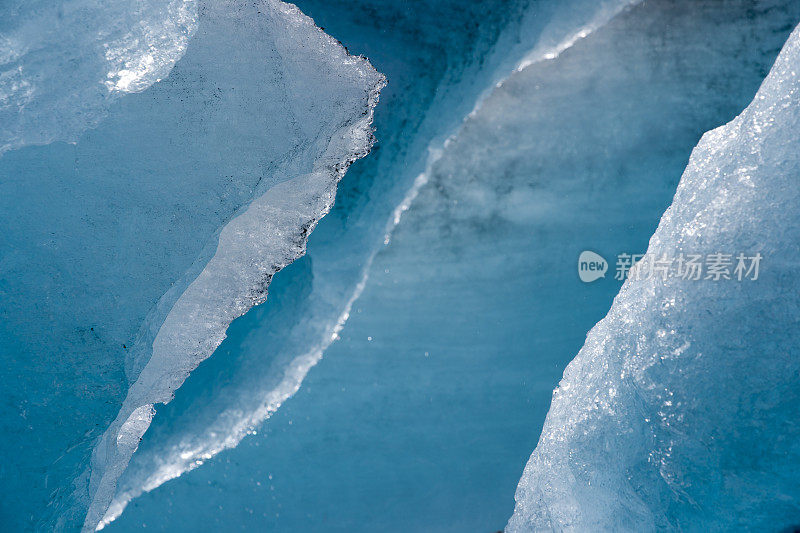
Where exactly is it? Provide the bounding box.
[0,0,382,529]
[508,17,800,533]
[5,0,800,529]
[99,0,641,526]
[0,0,198,154]
[105,0,800,531]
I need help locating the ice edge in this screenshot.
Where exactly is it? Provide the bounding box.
[506,18,800,533]
[75,6,386,532]
[90,0,639,527]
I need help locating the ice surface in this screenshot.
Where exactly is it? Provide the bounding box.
[508,19,800,533]
[0,0,197,154]
[0,0,382,530]
[98,0,646,526]
[104,0,800,531]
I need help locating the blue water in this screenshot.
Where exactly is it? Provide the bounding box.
[106,0,800,531]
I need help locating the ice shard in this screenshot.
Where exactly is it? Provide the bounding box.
[508,20,800,533]
[0,0,383,529]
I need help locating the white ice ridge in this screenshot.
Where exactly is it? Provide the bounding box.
[508,21,800,533]
[512,0,638,70]
[387,0,641,242]
[78,1,385,530]
[100,257,374,529]
[0,0,197,155]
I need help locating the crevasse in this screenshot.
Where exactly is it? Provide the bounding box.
[508,20,800,533]
[108,0,794,529]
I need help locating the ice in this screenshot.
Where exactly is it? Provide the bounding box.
[0,0,198,154]
[104,0,800,531]
[508,19,800,533]
[0,0,382,530]
[97,0,645,527]
[6,0,799,528]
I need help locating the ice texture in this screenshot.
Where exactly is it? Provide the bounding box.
[0,0,198,154]
[97,0,644,526]
[105,0,800,531]
[0,0,382,530]
[508,20,800,533]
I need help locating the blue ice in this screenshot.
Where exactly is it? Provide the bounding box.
[105,0,800,531]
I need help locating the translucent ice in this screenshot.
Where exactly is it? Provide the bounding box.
[0,0,382,529]
[509,20,800,533]
[100,0,641,526]
[105,0,800,531]
[0,0,198,154]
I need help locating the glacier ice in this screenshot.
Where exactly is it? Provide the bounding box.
[103,0,800,531]
[508,18,800,533]
[0,0,198,154]
[5,0,800,528]
[98,0,645,526]
[0,0,382,530]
